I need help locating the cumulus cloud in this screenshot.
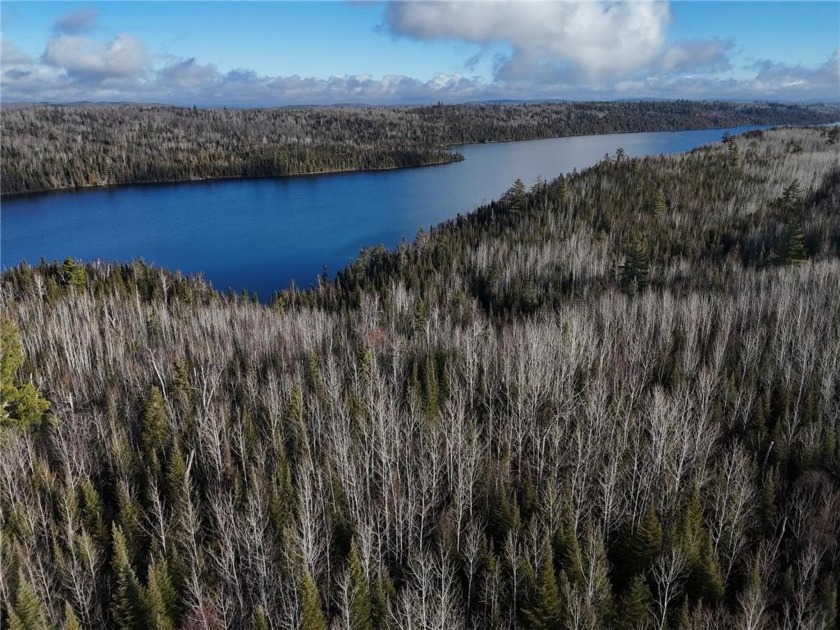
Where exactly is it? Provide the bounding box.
[2,36,32,66]
[43,33,147,80]
[659,39,733,73]
[53,8,98,35]
[752,50,840,96]
[1,17,837,106]
[386,1,669,81]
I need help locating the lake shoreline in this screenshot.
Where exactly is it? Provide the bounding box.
[3,123,830,300]
[0,154,465,200]
[5,121,835,200]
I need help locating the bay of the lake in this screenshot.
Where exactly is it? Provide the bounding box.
[1,125,763,299]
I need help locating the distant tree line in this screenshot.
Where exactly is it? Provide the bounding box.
[2,101,837,195]
[1,127,838,629]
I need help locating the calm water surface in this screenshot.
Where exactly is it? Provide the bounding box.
[1,126,761,298]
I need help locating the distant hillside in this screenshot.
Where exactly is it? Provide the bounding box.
[2,100,837,195]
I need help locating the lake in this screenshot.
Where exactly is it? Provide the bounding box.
[1,125,761,299]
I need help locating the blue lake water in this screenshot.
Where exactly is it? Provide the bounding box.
[1,126,761,298]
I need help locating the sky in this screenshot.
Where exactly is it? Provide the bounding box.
[1,1,838,106]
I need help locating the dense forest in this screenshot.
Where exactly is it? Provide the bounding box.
[2,126,839,629]
[2,101,839,195]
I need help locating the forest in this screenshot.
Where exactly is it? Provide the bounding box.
[1,126,839,629]
[2,101,839,195]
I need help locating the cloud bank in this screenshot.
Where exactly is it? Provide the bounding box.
[1,5,838,106]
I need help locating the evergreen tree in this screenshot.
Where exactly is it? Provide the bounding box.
[619,237,651,294]
[8,576,48,630]
[370,569,395,629]
[504,178,527,212]
[111,525,151,630]
[64,601,83,630]
[618,574,652,630]
[147,558,180,630]
[784,223,807,265]
[346,542,373,630]
[299,570,327,630]
[523,541,562,630]
[142,387,168,456]
[60,257,87,288]
[1,319,51,430]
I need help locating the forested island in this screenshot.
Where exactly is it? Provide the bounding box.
[2,101,838,195]
[2,126,839,628]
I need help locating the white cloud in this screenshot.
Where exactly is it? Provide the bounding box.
[659,39,733,73]
[751,50,840,97]
[44,33,147,80]
[1,22,837,106]
[385,1,670,81]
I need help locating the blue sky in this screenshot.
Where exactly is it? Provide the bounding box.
[2,1,838,105]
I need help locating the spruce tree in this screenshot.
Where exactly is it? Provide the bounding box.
[523,541,562,630]
[1,319,51,430]
[111,525,151,630]
[346,542,373,630]
[147,558,180,630]
[141,386,168,465]
[64,601,83,630]
[619,237,651,294]
[299,570,327,630]
[8,576,48,630]
[618,574,652,630]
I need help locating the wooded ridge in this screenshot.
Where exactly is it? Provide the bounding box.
[2,100,838,195]
[1,126,839,629]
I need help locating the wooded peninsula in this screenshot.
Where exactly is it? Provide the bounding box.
[2,101,838,195]
[2,126,839,629]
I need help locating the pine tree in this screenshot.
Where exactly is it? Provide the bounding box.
[111,525,151,630]
[147,558,180,630]
[252,607,270,630]
[619,237,651,294]
[346,542,373,630]
[618,574,652,630]
[78,476,108,546]
[652,189,667,215]
[523,541,562,630]
[1,319,51,430]
[370,569,395,629]
[784,223,807,265]
[299,570,327,630]
[64,601,83,630]
[60,257,87,287]
[504,178,527,212]
[141,386,168,464]
[8,576,48,630]
[631,503,663,574]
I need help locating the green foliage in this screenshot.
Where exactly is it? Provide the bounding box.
[1,319,51,430]
[111,525,151,630]
[523,541,562,630]
[64,602,83,630]
[60,257,87,288]
[141,386,168,468]
[784,223,808,265]
[8,577,48,630]
[620,237,651,294]
[147,559,180,630]
[346,542,373,630]
[299,570,327,630]
[618,575,653,630]
[504,178,527,213]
